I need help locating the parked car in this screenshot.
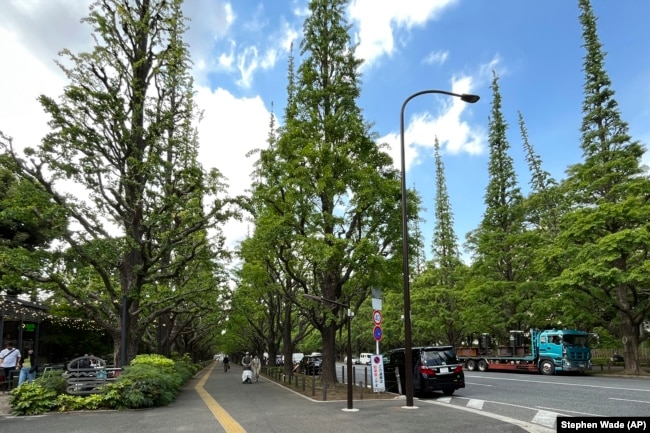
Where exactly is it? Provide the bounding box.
[292,353,304,364]
[299,355,322,375]
[275,355,284,365]
[344,356,360,364]
[383,346,465,396]
[359,353,373,365]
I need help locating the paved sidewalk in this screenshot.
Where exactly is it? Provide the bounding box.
[0,362,549,433]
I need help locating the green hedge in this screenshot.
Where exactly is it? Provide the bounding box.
[8,353,202,416]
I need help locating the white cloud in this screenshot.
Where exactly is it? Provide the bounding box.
[0,0,93,64]
[423,50,449,65]
[194,86,271,247]
[0,27,67,150]
[379,74,485,172]
[217,40,237,70]
[348,0,457,69]
[279,21,299,52]
[0,0,268,251]
[183,0,236,84]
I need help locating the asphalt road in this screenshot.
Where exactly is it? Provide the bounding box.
[335,363,650,430]
[0,362,549,433]
[459,370,650,418]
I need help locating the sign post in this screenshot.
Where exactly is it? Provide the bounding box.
[370,354,385,392]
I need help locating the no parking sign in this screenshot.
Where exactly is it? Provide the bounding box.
[371,354,385,392]
[373,325,383,342]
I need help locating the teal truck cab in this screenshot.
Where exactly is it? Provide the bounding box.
[457,329,592,375]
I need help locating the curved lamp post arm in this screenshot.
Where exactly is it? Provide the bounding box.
[399,89,479,408]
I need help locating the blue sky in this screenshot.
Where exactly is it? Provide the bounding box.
[1,0,649,260]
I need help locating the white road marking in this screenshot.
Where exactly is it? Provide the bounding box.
[536,406,599,416]
[609,397,650,404]
[465,374,650,392]
[467,399,484,410]
[424,400,554,433]
[465,381,493,387]
[532,410,561,428]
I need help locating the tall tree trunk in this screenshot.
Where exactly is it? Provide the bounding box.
[618,309,642,375]
[320,321,339,385]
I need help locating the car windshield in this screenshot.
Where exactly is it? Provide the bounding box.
[562,334,589,347]
[421,349,457,366]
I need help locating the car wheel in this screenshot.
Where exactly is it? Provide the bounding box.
[466,360,476,371]
[540,360,555,375]
[478,359,488,372]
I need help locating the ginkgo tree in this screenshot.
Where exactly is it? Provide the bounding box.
[0,0,237,365]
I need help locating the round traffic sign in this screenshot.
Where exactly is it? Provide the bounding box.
[372,310,382,325]
[373,325,383,342]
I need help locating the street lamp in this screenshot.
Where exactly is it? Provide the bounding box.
[399,90,479,408]
[121,294,128,368]
[303,294,356,411]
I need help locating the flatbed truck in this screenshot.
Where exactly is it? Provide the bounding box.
[457,329,591,375]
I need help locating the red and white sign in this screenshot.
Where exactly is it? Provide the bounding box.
[371,354,385,392]
[372,310,382,325]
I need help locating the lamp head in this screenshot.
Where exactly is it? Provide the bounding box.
[460,93,480,103]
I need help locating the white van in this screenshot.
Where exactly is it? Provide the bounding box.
[292,353,304,364]
[359,353,373,365]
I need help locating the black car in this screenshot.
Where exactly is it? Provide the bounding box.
[299,355,322,375]
[383,346,465,396]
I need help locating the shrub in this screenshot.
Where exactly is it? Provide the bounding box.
[55,393,106,412]
[130,353,175,369]
[9,382,57,415]
[37,370,68,394]
[172,354,196,382]
[100,379,134,410]
[105,354,183,409]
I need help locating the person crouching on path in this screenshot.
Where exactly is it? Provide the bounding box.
[251,354,261,382]
[241,352,252,384]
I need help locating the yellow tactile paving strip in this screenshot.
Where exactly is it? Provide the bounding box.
[195,363,247,433]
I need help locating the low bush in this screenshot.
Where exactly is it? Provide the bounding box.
[102,355,183,409]
[10,353,197,414]
[9,382,57,415]
[38,370,68,394]
[55,393,106,412]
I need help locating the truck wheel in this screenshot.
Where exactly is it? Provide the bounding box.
[540,360,555,375]
[478,359,488,372]
[466,360,476,371]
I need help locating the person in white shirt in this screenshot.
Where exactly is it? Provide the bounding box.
[0,342,21,390]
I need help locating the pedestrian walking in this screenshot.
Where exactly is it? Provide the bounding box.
[252,354,261,382]
[0,342,21,390]
[18,348,38,386]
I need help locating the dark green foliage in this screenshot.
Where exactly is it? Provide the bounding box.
[464,73,529,333]
[242,0,407,384]
[547,0,650,374]
[411,139,466,346]
[37,370,68,395]
[172,354,198,382]
[0,0,235,366]
[105,355,181,409]
[9,382,58,415]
